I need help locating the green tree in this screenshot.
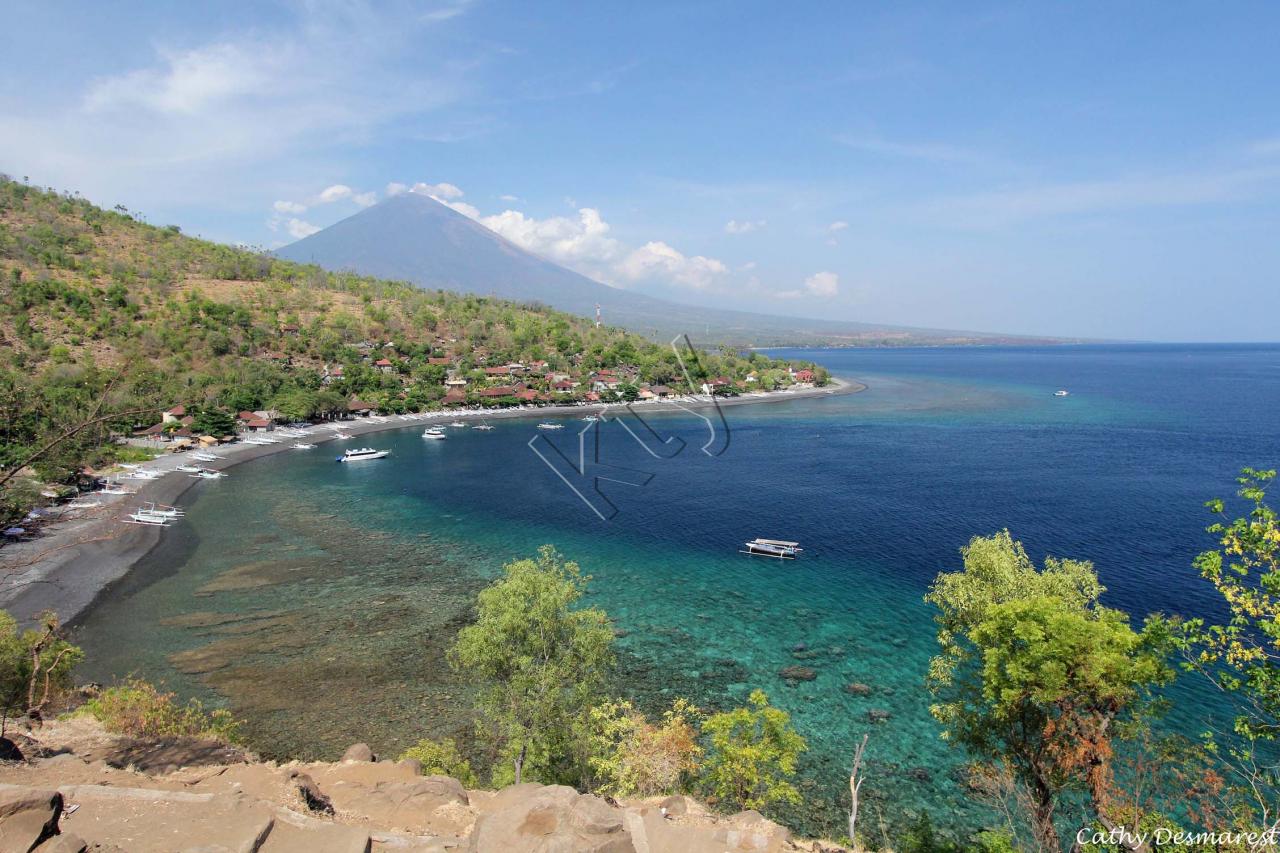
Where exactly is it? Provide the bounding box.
[0,610,82,734]
[1174,468,1280,821]
[191,407,236,437]
[399,737,478,787]
[448,546,614,786]
[699,689,806,811]
[925,532,1171,853]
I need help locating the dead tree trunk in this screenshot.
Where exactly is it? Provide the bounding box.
[849,733,869,843]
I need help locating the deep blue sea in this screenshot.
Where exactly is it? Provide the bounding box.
[73,344,1280,840]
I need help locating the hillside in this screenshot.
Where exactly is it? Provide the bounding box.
[278,192,1064,347]
[0,178,821,513]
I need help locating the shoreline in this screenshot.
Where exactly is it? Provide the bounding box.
[0,377,865,626]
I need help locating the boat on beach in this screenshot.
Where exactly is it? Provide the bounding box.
[740,538,803,559]
[292,443,316,449]
[337,447,390,462]
[190,468,225,479]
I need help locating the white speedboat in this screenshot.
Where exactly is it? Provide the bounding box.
[537,422,564,430]
[337,447,389,462]
[1053,390,1070,397]
[449,421,467,428]
[422,427,447,440]
[292,443,316,450]
[582,415,599,422]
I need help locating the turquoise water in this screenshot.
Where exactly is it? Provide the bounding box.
[73,344,1280,839]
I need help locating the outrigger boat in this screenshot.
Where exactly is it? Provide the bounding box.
[176,464,203,473]
[190,468,225,479]
[448,421,468,428]
[141,502,184,518]
[190,452,223,462]
[292,442,316,450]
[537,422,564,430]
[471,421,494,431]
[740,538,803,559]
[124,509,174,526]
[337,447,389,462]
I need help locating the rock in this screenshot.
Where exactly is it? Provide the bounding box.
[325,775,470,835]
[0,739,23,763]
[906,767,931,783]
[0,788,62,853]
[791,643,807,652]
[843,682,872,696]
[32,834,87,853]
[658,795,688,817]
[468,784,630,853]
[290,771,333,814]
[866,709,891,724]
[398,758,422,776]
[778,666,817,682]
[341,742,375,763]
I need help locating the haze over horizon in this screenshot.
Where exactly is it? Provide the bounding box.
[3,1,1278,342]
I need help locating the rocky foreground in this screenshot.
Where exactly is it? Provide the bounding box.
[0,718,850,853]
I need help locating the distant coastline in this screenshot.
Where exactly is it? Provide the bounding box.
[0,377,865,628]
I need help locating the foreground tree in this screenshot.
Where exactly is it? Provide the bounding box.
[926,531,1170,852]
[449,546,614,786]
[1175,468,1280,827]
[0,610,82,734]
[699,689,806,811]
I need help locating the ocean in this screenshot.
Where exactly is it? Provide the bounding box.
[72,343,1280,840]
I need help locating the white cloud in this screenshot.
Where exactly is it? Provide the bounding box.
[410,181,465,199]
[499,194,521,202]
[386,182,408,196]
[827,220,849,233]
[273,200,307,214]
[353,191,378,207]
[285,218,320,239]
[804,271,839,297]
[724,218,766,234]
[317,184,353,204]
[777,271,840,300]
[0,4,474,233]
[615,242,729,290]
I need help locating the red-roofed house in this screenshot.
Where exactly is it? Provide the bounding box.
[478,386,516,398]
[484,366,511,378]
[162,405,186,424]
[442,388,466,405]
[348,400,375,416]
[793,369,814,383]
[374,358,395,373]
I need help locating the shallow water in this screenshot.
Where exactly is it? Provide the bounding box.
[74,343,1280,839]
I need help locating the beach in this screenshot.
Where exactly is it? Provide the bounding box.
[0,378,863,627]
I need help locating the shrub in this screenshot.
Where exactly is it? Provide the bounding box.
[398,737,477,787]
[78,678,240,743]
[699,689,806,811]
[587,698,701,797]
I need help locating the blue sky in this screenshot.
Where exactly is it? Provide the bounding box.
[3,1,1279,340]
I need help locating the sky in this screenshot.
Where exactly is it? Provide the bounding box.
[3,1,1279,341]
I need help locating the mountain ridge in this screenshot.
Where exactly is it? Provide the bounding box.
[278,192,1074,347]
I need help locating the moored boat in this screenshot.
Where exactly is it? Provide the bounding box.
[337,447,390,462]
[422,427,447,440]
[740,538,802,559]
[537,422,564,430]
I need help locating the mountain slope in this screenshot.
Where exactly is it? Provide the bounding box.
[278,193,1060,347]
